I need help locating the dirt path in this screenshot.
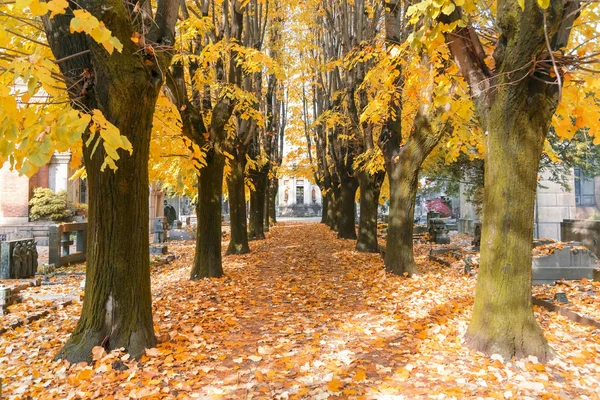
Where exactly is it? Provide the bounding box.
[1,222,599,399]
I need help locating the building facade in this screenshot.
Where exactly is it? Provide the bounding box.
[459,168,600,240]
[0,152,86,225]
[277,176,322,217]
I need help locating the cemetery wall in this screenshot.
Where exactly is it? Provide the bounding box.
[535,171,577,240]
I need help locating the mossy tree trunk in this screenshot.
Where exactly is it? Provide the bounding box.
[384,161,419,276]
[444,0,580,361]
[226,153,249,255]
[44,0,179,363]
[356,170,385,252]
[465,99,550,361]
[382,115,443,276]
[166,1,243,279]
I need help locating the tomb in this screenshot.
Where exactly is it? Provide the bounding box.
[532,243,598,285]
[0,238,38,279]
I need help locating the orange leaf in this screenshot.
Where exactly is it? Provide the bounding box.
[354,369,367,382]
[327,378,343,392]
[75,369,93,382]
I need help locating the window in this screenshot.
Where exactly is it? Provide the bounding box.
[296,186,304,204]
[574,168,595,206]
[312,188,317,204]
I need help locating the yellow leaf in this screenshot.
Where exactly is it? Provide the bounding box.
[90,24,111,45]
[108,36,124,53]
[441,2,455,15]
[537,0,550,8]
[47,0,69,17]
[518,0,525,10]
[29,0,49,15]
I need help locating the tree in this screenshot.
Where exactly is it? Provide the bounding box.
[166,0,246,279]
[437,0,593,360]
[0,0,179,362]
[374,0,470,275]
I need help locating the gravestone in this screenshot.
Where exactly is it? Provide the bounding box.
[169,229,194,241]
[532,244,598,285]
[427,216,450,244]
[561,219,600,257]
[150,245,168,255]
[153,217,168,244]
[0,284,12,314]
[0,238,38,279]
[554,292,569,304]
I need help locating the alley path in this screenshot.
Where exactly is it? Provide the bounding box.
[1,222,599,399]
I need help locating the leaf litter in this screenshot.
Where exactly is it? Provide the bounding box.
[0,222,599,399]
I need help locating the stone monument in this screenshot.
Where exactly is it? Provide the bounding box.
[0,238,38,279]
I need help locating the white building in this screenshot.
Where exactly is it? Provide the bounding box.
[277,176,322,217]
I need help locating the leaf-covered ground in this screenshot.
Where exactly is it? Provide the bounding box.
[1,222,599,399]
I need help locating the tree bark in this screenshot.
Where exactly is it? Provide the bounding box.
[46,0,180,363]
[356,170,384,252]
[328,183,341,231]
[337,177,358,239]
[321,190,329,224]
[465,90,552,362]
[248,170,267,240]
[191,150,225,279]
[263,182,270,232]
[226,155,250,255]
[268,177,278,225]
[57,90,158,363]
[442,0,580,362]
[384,161,419,276]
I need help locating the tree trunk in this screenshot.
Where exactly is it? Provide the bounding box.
[356,170,384,252]
[321,190,329,224]
[226,155,249,255]
[384,162,419,276]
[268,177,278,225]
[56,85,158,363]
[465,101,551,361]
[337,178,358,239]
[263,181,270,232]
[328,184,341,231]
[191,151,225,279]
[249,170,267,240]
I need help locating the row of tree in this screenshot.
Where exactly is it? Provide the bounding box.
[0,0,598,364]
[1,0,291,362]
[292,0,598,362]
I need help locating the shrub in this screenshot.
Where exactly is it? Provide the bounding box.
[71,202,88,217]
[426,198,452,217]
[29,188,73,221]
